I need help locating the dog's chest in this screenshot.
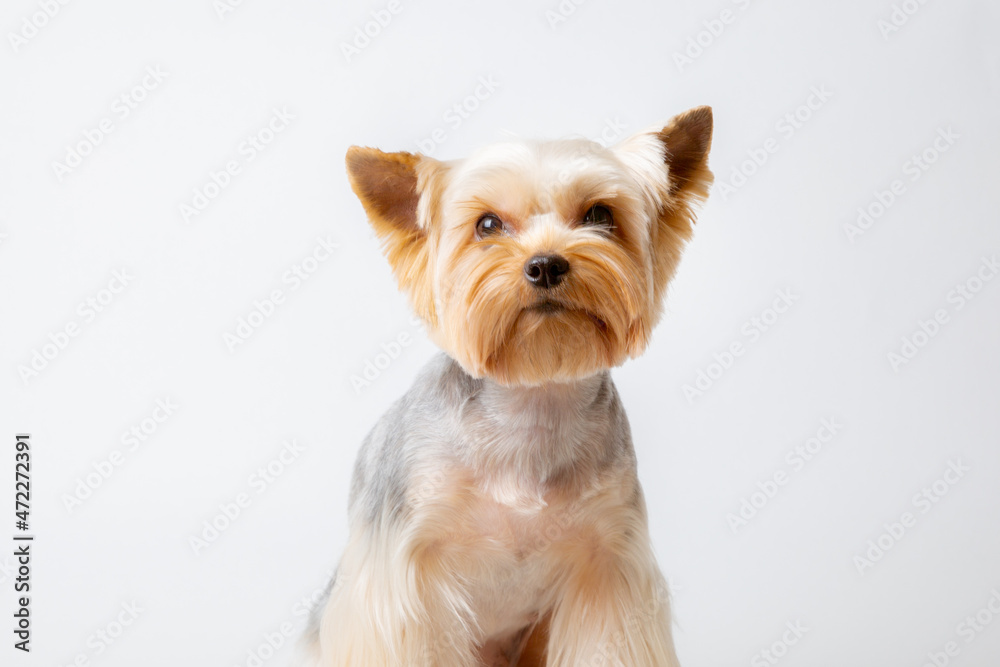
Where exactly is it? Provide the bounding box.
[442,480,590,639]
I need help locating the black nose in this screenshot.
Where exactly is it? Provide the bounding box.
[524,254,569,288]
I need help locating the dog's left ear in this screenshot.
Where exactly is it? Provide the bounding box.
[615,106,714,313]
[651,106,713,303]
[658,105,713,196]
[345,146,448,324]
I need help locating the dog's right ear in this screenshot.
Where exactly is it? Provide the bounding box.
[345,146,447,325]
[346,147,421,232]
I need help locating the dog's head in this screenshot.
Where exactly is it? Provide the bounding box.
[346,106,713,386]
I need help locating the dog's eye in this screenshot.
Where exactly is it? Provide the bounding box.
[582,205,613,227]
[476,214,505,237]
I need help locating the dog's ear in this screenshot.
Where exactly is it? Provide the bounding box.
[614,106,714,310]
[649,106,713,304]
[345,147,448,324]
[658,105,713,196]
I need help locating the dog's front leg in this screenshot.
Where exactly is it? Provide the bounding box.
[315,531,480,667]
[544,504,681,667]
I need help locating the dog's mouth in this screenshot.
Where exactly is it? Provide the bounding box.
[523,300,609,332]
[526,299,566,314]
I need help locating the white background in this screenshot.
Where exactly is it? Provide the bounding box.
[2,0,999,666]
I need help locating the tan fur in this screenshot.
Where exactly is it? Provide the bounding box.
[345,147,449,325]
[315,108,714,666]
[318,461,675,666]
[345,108,712,387]
[651,106,714,306]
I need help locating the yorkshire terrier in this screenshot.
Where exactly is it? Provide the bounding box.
[297,106,713,667]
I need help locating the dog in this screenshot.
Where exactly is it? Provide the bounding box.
[296,106,713,667]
